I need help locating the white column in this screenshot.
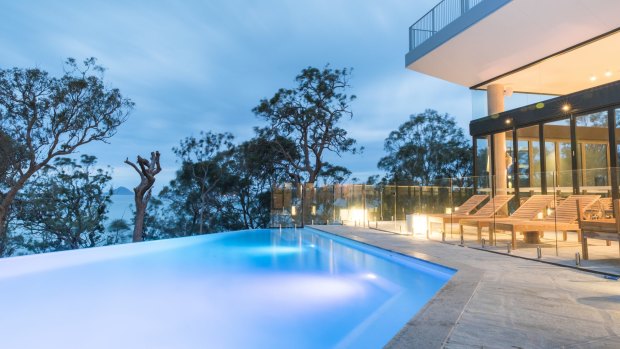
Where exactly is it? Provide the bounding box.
[487,84,507,194]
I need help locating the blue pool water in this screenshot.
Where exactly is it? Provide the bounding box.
[0,228,454,349]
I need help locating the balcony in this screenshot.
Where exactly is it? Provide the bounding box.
[406,0,620,95]
[409,0,486,51]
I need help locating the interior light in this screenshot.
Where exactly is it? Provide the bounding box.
[505,118,512,125]
[590,75,597,82]
[562,104,571,112]
[605,71,613,77]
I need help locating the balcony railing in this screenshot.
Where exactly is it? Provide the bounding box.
[409,0,486,51]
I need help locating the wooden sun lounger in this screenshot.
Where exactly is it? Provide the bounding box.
[426,194,488,232]
[579,199,620,260]
[585,197,613,219]
[427,194,513,233]
[492,195,600,249]
[459,194,555,241]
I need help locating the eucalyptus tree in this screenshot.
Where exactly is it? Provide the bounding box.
[378,110,472,185]
[16,155,111,253]
[148,132,236,237]
[253,65,361,185]
[0,58,132,255]
[230,135,293,229]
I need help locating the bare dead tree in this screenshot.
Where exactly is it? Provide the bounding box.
[125,151,161,242]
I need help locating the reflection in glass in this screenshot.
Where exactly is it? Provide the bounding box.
[575,112,609,191]
[542,118,572,194]
[515,125,540,195]
[475,137,490,189]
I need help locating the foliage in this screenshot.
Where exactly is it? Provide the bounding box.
[107,218,130,244]
[229,136,292,229]
[15,155,111,253]
[146,132,237,238]
[253,65,360,184]
[0,57,132,255]
[146,131,296,237]
[0,131,26,188]
[317,163,352,185]
[378,110,472,185]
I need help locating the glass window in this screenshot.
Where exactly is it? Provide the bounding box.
[542,118,572,194]
[515,125,540,196]
[475,137,490,189]
[575,111,609,192]
[615,109,620,166]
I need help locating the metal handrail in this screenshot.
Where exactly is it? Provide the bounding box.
[409,0,486,50]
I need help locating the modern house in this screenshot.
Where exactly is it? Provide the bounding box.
[406,0,620,204]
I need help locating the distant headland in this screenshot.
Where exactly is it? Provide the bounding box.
[112,186,133,195]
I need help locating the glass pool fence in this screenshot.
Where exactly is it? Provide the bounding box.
[271,168,620,274]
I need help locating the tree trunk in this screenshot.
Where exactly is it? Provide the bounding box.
[0,209,7,256]
[199,208,204,234]
[133,195,146,242]
[125,151,161,243]
[0,182,27,255]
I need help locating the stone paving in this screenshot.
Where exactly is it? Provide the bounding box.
[310,225,620,349]
[374,220,620,276]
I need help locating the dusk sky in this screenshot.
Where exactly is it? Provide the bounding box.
[0,0,471,191]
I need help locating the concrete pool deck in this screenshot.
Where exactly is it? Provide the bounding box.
[309,225,620,349]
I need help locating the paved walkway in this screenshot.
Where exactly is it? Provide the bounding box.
[310,225,620,349]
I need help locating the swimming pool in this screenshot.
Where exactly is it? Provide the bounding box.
[0,228,454,348]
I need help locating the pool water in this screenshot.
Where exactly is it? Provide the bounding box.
[0,228,454,349]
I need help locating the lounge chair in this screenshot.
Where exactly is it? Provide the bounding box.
[579,199,620,260]
[459,194,556,241]
[492,195,600,249]
[426,194,488,232]
[427,194,513,234]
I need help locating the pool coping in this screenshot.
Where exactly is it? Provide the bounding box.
[306,226,483,349]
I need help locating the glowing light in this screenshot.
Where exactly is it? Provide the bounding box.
[605,71,613,77]
[309,244,316,248]
[412,214,428,236]
[311,205,316,215]
[339,208,368,225]
[445,207,452,214]
[590,75,597,82]
[364,273,378,280]
[537,212,543,219]
[291,206,296,216]
[505,118,512,125]
[562,104,571,112]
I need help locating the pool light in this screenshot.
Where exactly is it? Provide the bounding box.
[364,273,378,280]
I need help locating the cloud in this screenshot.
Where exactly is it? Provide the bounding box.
[1,0,470,190]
